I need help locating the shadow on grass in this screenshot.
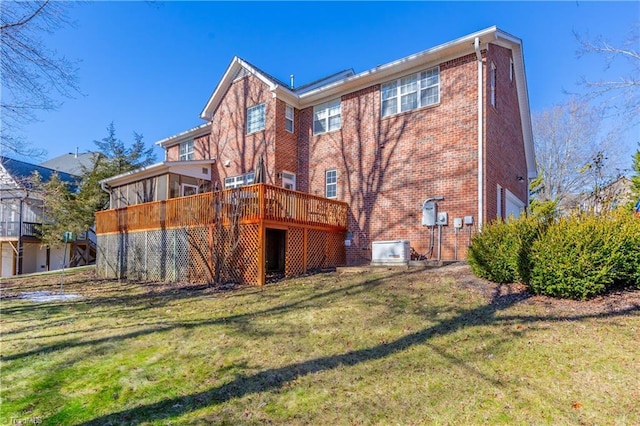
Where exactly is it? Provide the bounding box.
[1,269,410,361]
[78,287,639,425]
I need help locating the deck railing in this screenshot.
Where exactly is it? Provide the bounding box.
[96,184,349,234]
[0,221,42,238]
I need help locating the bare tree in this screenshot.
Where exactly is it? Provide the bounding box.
[532,99,616,212]
[575,27,639,124]
[0,1,80,156]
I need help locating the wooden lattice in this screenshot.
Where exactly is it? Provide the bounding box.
[325,231,346,266]
[307,229,327,270]
[97,219,345,286]
[285,227,305,277]
[187,227,213,283]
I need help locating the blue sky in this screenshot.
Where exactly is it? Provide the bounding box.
[15,1,640,169]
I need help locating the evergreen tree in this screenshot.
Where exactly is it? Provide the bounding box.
[631,143,640,207]
[34,122,155,247]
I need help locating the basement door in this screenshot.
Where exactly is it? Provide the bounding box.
[265,228,286,272]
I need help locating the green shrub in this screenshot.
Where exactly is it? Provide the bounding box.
[468,216,542,284]
[529,210,640,300]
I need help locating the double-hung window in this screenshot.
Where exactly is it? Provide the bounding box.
[313,99,341,135]
[285,104,294,133]
[381,66,440,117]
[325,169,337,198]
[179,140,194,161]
[224,172,255,189]
[247,103,266,134]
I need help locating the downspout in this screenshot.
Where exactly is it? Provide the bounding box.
[17,197,23,275]
[474,37,484,230]
[100,182,113,209]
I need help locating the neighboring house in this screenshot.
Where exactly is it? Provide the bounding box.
[0,157,76,276]
[96,26,536,284]
[579,176,633,214]
[39,150,101,176]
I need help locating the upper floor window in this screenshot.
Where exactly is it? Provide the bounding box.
[381,67,440,117]
[179,140,194,161]
[325,169,337,198]
[224,172,255,189]
[313,99,341,135]
[247,103,266,134]
[285,104,294,133]
[490,62,497,107]
[509,58,514,82]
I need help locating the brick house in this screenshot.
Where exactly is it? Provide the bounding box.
[97,26,535,282]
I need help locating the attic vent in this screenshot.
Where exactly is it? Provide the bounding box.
[232,67,250,81]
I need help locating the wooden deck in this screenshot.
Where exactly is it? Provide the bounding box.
[95,184,349,286]
[96,184,348,234]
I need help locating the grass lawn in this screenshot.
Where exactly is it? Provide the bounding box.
[1,264,638,425]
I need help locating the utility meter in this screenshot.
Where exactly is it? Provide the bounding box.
[422,201,437,226]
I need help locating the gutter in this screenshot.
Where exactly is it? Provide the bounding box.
[475,37,484,230]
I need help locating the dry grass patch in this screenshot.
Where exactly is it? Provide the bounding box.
[1,265,638,425]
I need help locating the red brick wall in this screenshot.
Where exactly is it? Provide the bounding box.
[300,54,482,264]
[162,46,529,265]
[207,74,276,188]
[484,44,528,221]
[274,99,299,187]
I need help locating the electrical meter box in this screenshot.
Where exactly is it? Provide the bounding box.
[436,212,448,226]
[453,218,463,229]
[422,201,437,226]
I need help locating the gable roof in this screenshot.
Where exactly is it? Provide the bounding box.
[0,157,77,191]
[39,152,100,175]
[198,26,534,179]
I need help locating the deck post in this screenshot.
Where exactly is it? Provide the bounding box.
[257,184,266,286]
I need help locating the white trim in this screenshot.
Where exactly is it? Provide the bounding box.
[490,62,496,108]
[285,104,294,133]
[100,160,215,186]
[313,99,342,135]
[178,140,194,161]
[281,170,296,190]
[246,103,266,134]
[181,183,199,197]
[155,123,210,149]
[505,189,525,219]
[195,26,536,182]
[380,66,440,117]
[475,37,484,230]
[325,169,337,198]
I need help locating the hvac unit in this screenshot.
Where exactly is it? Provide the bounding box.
[371,240,410,266]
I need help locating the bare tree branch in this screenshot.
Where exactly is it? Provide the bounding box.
[574,28,640,123]
[0,1,80,157]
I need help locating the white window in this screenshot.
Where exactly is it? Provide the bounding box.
[281,171,296,190]
[325,169,337,198]
[247,103,266,134]
[285,104,294,133]
[505,189,525,220]
[313,99,341,135]
[179,140,194,161]
[181,183,199,197]
[509,58,514,82]
[381,67,440,117]
[224,172,255,189]
[490,62,496,107]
